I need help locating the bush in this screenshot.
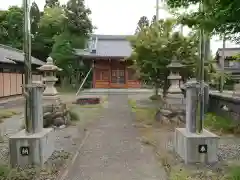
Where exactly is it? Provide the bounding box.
[204,113,234,133]
[149,95,162,101]
[68,109,80,121]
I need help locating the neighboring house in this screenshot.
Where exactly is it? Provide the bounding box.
[75,34,141,88]
[0,44,44,98]
[215,47,240,80]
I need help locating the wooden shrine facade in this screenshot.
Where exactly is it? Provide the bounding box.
[75,34,142,89]
[92,59,141,89]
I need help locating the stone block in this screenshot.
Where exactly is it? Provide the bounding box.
[174,128,219,164]
[9,128,55,168]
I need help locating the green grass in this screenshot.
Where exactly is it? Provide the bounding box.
[149,94,162,101]
[68,109,80,122]
[0,164,10,179]
[0,110,20,122]
[78,104,103,108]
[128,99,157,125]
[203,113,235,134]
[56,86,77,93]
[226,165,240,180]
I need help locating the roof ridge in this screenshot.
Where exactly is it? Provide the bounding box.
[218,47,240,50]
[0,44,24,54]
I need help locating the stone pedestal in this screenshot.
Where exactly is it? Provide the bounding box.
[174,128,219,164]
[9,128,54,168]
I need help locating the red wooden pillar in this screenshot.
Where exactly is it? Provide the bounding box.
[109,59,111,89]
[92,60,96,88]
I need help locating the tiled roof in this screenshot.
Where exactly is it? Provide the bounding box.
[0,44,45,65]
[75,34,133,58]
[216,48,240,58]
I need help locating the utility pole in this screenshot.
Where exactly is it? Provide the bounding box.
[23,0,33,133]
[156,0,159,20]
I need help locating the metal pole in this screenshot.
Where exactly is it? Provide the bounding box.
[23,0,33,133]
[156,0,159,20]
[220,35,226,92]
[197,0,205,134]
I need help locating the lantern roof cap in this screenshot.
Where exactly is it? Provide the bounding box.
[37,56,62,71]
[167,56,184,68]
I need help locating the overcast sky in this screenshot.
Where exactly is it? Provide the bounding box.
[2,0,239,54]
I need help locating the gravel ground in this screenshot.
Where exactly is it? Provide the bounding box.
[158,134,240,162]
[0,94,106,180]
[130,93,240,164]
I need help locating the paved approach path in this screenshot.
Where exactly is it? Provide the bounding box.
[65,94,166,180]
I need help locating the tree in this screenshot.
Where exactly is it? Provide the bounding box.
[64,0,93,36]
[50,33,76,86]
[30,2,41,36]
[129,19,200,96]
[135,16,149,34]
[44,0,60,8]
[167,0,240,42]
[32,7,66,60]
[151,15,156,25]
[0,6,23,49]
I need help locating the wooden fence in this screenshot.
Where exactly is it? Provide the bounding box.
[0,72,41,98]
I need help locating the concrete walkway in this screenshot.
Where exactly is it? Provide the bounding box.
[64,94,166,180]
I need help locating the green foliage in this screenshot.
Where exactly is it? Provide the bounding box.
[149,95,162,101]
[33,6,66,60]
[0,165,10,178]
[50,33,75,75]
[129,18,199,95]
[64,0,93,36]
[204,113,234,133]
[30,2,41,35]
[135,16,150,34]
[227,165,240,180]
[0,6,23,49]
[167,0,240,42]
[0,0,93,88]
[68,109,80,121]
[44,0,60,8]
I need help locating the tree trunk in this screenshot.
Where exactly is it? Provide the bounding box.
[61,76,69,88]
[154,86,159,96]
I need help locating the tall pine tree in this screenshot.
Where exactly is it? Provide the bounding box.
[44,0,60,8]
[135,16,149,34]
[30,2,40,36]
[64,0,93,36]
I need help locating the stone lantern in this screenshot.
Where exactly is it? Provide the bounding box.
[165,56,185,109]
[167,56,184,96]
[37,56,62,104]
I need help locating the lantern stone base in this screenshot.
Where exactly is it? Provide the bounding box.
[43,95,61,105]
[174,128,219,164]
[165,92,185,110]
[9,128,55,168]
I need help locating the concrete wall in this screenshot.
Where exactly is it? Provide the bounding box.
[208,92,240,122]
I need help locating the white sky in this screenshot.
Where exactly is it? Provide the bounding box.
[1,0,239,54]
